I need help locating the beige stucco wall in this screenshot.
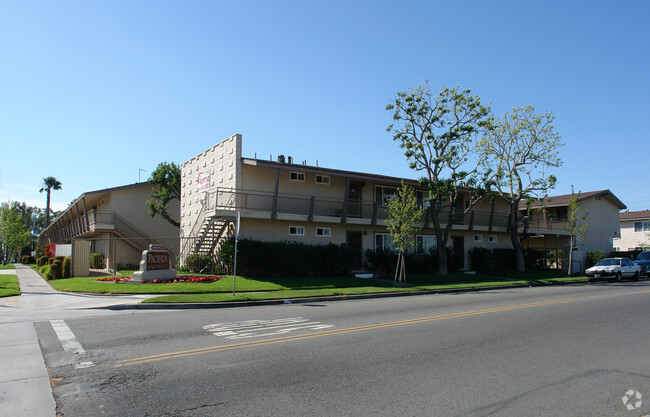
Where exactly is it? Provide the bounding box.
[579,197,620,256]
[238,217,514,270]
[614,220,650,250]
[102,183,179,238]
[180,134,242,237]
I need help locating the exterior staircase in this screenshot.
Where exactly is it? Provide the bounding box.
[192,218,230,257]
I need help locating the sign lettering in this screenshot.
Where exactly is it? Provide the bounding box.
[146,251,170,270]
[197,170,210,193]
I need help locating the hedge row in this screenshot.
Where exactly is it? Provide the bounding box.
[229,239,353,277]
[468,247,565,273]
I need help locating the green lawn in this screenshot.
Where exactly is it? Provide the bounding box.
[0,264,16,270]
[48,275,395,294]
[0,274,20,297]
[45,270,587,303]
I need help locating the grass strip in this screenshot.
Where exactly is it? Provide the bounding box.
[0,274,20,297]
[45,270,587,303]
[143,276,587,303]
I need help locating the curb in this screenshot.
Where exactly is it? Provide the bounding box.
[102,279,591,310]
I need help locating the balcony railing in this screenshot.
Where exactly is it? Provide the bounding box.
[198,188,570,233]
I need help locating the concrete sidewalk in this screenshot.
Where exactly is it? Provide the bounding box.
[0,265,159,417]
[0,265,57,417]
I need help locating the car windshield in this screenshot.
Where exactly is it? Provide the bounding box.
[637,252,650,260]
[595,259,621,266]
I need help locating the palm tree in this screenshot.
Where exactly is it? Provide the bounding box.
[39,177,62,227]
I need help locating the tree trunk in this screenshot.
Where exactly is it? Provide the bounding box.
[438,247,448,276]
[45,189,51,227]
[567,235,574,276]
[510,229,525,272]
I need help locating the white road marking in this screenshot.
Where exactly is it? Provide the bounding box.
[203,317,334,340]
[50,320,95,369]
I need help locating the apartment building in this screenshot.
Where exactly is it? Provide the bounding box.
[180,134,563,272]
[614,210,650,251]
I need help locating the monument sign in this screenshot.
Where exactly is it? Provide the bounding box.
[131,244,177,283]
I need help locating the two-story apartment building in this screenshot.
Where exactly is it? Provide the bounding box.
[181,134,564,272]
[39,182,180,273]
[614,210,650,251]
[521,190,626,272]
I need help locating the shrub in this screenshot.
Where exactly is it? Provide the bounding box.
[37,256,48,267]
[90,253,105,269]
[62,257,71,278]
[183,253,213,273]
[586,250,607,268]
[233,239,353,277]
[40,264,51,279]
[364,249,446,275]
[45,243,56,258]
[115,263,139,271]
[50,260,63,280]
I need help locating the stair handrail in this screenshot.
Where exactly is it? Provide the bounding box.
[181,190,216,260]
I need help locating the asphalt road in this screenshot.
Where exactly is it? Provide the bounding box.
[37,281,650,416]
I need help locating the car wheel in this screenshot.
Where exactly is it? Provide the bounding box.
[616,272,622,282]
[633,271,639,281]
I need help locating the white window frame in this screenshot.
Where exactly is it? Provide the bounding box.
[289,226,305,236]
[315,175,330,185]
[474,234,484,243]
[488,235,497,243]
[634,221,650,233]
[416,235,437,254]
[290,172,305,182]
[316,227,331,237]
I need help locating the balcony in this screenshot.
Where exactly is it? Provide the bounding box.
[197,188,569,233]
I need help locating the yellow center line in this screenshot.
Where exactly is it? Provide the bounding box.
[115,297,587,367]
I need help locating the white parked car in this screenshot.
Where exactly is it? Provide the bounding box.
[585,258,641,282]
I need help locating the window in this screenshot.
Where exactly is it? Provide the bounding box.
[416,191,432,209]
[634,221,650,233]
[290,172,305,182]
[289,226,304,236]
[315,175,330,184]
[375,233,396,252]
[416,235,437,254]
[375,186,397,205]
[488,235,497,243]
[474,234,483,242]
[316,227,331,237]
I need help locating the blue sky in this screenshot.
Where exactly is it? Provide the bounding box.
[1,1,648,214]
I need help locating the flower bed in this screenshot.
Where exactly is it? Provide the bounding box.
[95,276,222,284]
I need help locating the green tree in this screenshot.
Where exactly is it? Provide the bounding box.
[39,176,62,227]
[566,186,588,276]
[385,182,425,283]
[0,202,30,263]
[387,83,492,275]
[479,106,563,272]
[147,162,181,228]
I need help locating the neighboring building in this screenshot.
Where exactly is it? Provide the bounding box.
[614,210,650,251]
[180,134,568,272]
[39,182,180,271]
[521,190,626,272]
